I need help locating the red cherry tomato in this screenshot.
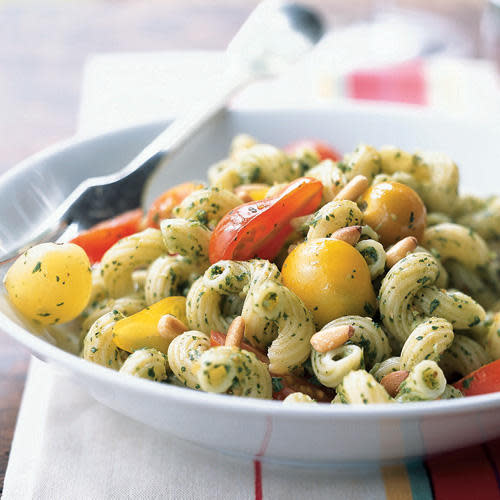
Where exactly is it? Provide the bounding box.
[285,139,341,162]
[209,177,322,264]
[453,360,500,396]
[146,182,203,228]
[70,209,143,264]
[210,330,333,402]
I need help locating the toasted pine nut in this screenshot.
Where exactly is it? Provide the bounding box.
[310,325,354,353]
[225,316,245,347]
[386,237,418,268]
[330,226,362,246]
[234,183,269,202]
[158,314,188,341]
[334,175,369,201]
[380,370,409,398]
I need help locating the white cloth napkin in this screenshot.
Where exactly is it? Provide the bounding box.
[3,50,499,499]
[4,358,390,500]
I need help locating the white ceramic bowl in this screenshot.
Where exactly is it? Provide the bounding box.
[1,103,500,465]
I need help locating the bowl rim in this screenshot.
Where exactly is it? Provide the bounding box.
[2,101,500,419]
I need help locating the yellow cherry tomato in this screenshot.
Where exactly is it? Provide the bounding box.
[282,239,377,327]
[112,296,187,354]
[358,181,426,247]
[5,242,92,325]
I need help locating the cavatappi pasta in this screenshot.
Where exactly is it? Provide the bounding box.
[5,136,500,404]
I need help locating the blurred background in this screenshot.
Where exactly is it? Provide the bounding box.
[0,0,499,490]
[1,0,499,171]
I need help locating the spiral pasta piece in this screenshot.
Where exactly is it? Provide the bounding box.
[229,134,258,156]
[311,344,363,388]
[160,218,211,267]
[483,312,500,360]
[208,144,299,190]
[307,200,363,240]
[446,260,498,310]
[396,360,446,402]
[120,348,168,381]
[378,148,458,214]
[101,228,166,298]
[88,264,107,304]
[423,223,490,270]
[400,317,454,371]
[173,187,242,229]
[283,392,317,404]
[167,331,210,389]
[341,144,381,182]
[414,151,459,215]
[356,239,386,279]
[81,310,125,369]
[187,259,314,374]
[440,334,492,379]
[306,160,347,202]
[334,370,392,404]
[413,287,485,329]
[379,252,440,347]
[456,196,500,241]
[370,357,401,382]
[144,255,196,305]
[197,346,272,398]
[441,385,464,399]
[81,294,146,333]
[320,316,391,369]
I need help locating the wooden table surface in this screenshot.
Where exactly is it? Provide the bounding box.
[0,0,486,492]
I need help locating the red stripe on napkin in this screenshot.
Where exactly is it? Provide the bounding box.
[346,59,427,105]
[484,439,500,490]
[426,445,500,500]
[254,416,273,500]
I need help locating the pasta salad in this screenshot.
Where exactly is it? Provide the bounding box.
[5,135,500,404]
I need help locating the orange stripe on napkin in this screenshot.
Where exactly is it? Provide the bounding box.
[381,464,414,500]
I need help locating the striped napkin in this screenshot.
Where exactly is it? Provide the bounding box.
[3,51,500,499]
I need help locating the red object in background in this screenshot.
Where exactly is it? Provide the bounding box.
[453,359,500,396]
[70,208,143,264]
[347,59,427,105]
[209,177,322,264]
[284,139,341,162]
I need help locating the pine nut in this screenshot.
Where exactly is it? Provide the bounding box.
[310,325,354,353]
[158,314,188,341]
[225,316,246,347]
[380,370,409,397]
[334,175,369,201]
[386,237,418,268]
[330,226,362,246]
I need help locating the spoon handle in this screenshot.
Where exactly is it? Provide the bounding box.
[0,65,252,264]
[117,65,251,180]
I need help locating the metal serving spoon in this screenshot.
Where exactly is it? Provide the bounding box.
[0,0,324,263]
